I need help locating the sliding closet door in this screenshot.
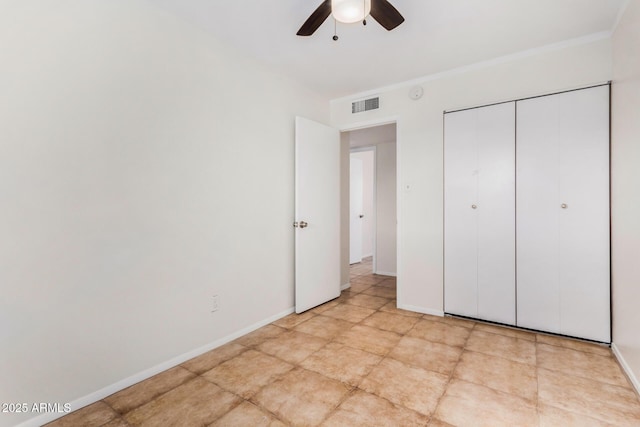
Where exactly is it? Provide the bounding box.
[517,86,610,342]
[445,102,515,325]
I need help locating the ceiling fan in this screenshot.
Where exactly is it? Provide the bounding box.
[297,0,405,37]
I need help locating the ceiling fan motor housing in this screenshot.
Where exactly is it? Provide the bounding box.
[297,0,404,37]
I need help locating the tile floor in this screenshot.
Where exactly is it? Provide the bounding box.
[48,258,640,426]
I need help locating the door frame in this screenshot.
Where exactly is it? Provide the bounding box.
[340,116,400,298]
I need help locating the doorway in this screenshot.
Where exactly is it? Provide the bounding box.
[350,149,373,265]
[345,123,397,280]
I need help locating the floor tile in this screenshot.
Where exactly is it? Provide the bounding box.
[376,277,397,287]
[252,368,351,426]
[321,304,375,323]
[272,311,317,329]
[45,402,118,427]
[434,379,538,427]
[294,314,354,340]
[310,299,340,314]
[536,333,612,357]
[348,281,373,293]
[101,418,131,427]
[345,293,390,310]
[210,401,286,427]
[322,390,429,426]
[465,330,536,365]
[474,322,536,341]
[361,286,396,299]
[427,419,456,427]
[334,324,402,356]
[123,377,240,427]
[379,301,423,318]
[537,342,629,387]
[537,368,640,426]
[453,350,537,402]
[423,314,476,329]
[537,403,612,427]
[234,324,286,347]
[181,342,247,374]
[202,349,293,399]
[333,291,355,305]
[104,366,196,414]
[361,311,420,334]
[300,342,382,387]
[257,330,327,364]
[407,318,471,348]
[388,336,461,376]
[350,275,386,286]
[359,358,449,416]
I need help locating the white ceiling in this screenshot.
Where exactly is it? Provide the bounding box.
[152,0,626,99]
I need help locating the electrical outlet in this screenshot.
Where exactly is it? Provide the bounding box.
[212,295,219,312]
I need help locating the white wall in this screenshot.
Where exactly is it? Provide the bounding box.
[612,0,640,392]
[0,1,329,426]
[331,38,612,315]
[351,151,375,258]
[375,142,397,275]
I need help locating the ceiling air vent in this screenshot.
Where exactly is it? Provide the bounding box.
[352,97,379,114]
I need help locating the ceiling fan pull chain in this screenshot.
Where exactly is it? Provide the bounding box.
[363,0,367,25]
[333,17,339,41]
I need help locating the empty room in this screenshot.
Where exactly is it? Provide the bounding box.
[1,0,640,426]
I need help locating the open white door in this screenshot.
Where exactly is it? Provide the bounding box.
[295,117,341,313]
[349,157,363,264]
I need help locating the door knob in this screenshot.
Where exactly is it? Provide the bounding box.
[471,204,477,209]
[299,221,308,228]
[293,222,299,228]
[561,204,568,209]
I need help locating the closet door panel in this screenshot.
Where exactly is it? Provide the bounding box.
[445,102,515,323]
[444,109,479,318]
[476,103,516,325]
[557,86,610,342]
[517,85,610,342]
[516,97,561,333]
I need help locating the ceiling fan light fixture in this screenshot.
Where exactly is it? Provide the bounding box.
[331,0,371,24]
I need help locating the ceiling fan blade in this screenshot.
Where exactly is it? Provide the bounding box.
[370,0,405,31]
[297,0,332,36]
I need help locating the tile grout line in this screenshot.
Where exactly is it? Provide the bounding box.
[311,281,427,424]
[428,320,477,424]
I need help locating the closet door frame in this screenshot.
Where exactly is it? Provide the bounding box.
[443,82,610,344]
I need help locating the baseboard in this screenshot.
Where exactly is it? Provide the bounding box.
[17,307,296,427]
[375,271,397,277]
[612,342,640,395]
[341,282,351,291]
[397,304,444,317]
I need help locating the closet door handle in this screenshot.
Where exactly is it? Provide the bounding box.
[471,204,477,209]
[561,203,568,209]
